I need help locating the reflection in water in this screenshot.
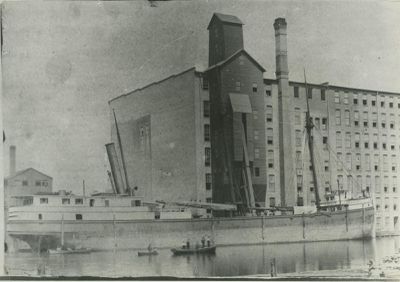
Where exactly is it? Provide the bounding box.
[5,236,400,277]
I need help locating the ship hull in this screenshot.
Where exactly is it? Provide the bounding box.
[7,206,375,251]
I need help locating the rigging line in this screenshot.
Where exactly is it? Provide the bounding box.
[312,127,364,192]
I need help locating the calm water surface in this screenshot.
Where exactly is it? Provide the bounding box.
[5,237,400,277]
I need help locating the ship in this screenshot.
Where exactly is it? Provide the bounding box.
[6,77,375,252]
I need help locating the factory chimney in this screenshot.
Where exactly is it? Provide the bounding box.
[10,145,16,176]
[274,18,295,207]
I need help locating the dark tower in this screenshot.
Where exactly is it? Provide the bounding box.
[208,13,244,66]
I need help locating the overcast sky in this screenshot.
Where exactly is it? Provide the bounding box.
[2,0,400,194]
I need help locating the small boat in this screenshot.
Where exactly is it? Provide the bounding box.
[138,249,159,256]
[48,247,92,254]
[171,244,216,255]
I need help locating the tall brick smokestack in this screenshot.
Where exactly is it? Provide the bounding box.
[10,145,16,176]
[274,18,295,207]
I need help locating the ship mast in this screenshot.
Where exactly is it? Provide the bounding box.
[304,70,321,210]
[113,109,130,193]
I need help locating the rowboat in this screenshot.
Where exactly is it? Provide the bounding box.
[137,249,159,256]
[48,247,92,255]
[171,245,216,255]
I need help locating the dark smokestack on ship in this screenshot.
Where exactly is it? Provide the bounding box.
[10,145,16,176]
[274,18,295,207]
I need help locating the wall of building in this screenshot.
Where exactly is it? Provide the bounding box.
[109,68,208,204]
[4,169,52,207]
[264,79,400,234]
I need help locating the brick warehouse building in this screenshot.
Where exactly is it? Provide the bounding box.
[109,13,400,235]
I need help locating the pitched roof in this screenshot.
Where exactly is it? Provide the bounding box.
[207,13,243,29]
[205,49,266,73]
[6,167,53,180]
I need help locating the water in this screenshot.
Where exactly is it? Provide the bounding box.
[5,237,400,277]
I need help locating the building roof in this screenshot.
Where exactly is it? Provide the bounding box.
[264,78,400,96]
[205,49,266,73]
[207,13,243,30]
[109,67,196,103]
[5,167,53,180]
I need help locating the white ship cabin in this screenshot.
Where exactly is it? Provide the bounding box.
[8,190,192,221]
[319,190,373,211]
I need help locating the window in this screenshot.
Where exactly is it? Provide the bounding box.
[375,176,380,192]
[365,154,370,170]
[383,154,388,171]
[315,118,320,129]
[297,175,303,190]
[269,197,276,207]
[254,130,259,140]
[322,118,327,130]
[390,102,393,108]
[392,155,396,172]
[255,167,260,177]
[335,110,341,125]
[62,198,70,205]
[267,128,273,145]
[75,198,83,205]
[294,86,299,98]
[206,173,211,190]
[346,153,352,170]
[268,150,274,168]
[265,89,272,97]
[337,153,343,171]
[203,101,210,117]
[105,200,109,207]
[372,100,376,106]
[374,154,379,171]
[344,110,350,126]
[255,148,260,159]
[235,81,241,91]
[38,214,42,220]
[390,122,395,129]
[352,133,359,149]
[252,83,258,93]
[354,111,359,126]
[366,176,371,192]
[268,175,275,192]
[364,133,369,149]
[334,92,340,104]
[22,180,28,186]
[76,214,83,220]
[295,130,302,147]
[345,132,351,149]
[296,151,302,169]
[206,197,212,203]
[381,101,385,107]
[355,154,361,171]
[35,181,41,187]
[344,93,349,104]
[40,198,48,204]
[294,108,301,125]
[202,77,209,90]
[204,124,210,142]
[363,111,368,127]
[307,87,312,99]
[205,147,211,166]
[266,106,273,122]
[253,110,258,120]
[321,89,326,101]
[323,136,328,145]
[336,132,342,148]
[363,97,367,106]
[353,93,358,105]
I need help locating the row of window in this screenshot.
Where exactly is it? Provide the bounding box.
[336,152,399,172]
[335,132,399,151]
[335,110,398,130]
[21,180,49,187]
[335,92,400,109]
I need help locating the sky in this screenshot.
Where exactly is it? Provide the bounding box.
[2,0,400,194]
